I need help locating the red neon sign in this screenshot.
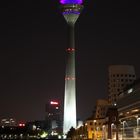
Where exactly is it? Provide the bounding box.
[18,123,25,127]
[50,101,58,105]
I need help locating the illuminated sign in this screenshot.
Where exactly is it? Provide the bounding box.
[18,123,25,127]
[50,101,58,105]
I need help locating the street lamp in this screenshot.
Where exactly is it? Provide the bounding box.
[111,123,116,139]
[136,117,140,139]
[102,125,106,140]
[137,117,140,129]
[93,120,96,140]
[84,123,88,139]
[122,121,126,139]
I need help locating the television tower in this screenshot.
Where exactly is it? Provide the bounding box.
[59,0,84,134]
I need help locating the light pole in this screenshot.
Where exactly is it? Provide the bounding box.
[93,120,96,140]
[111,123,116,139]
[84,123,88,139]
[136,117,140,139]
[122,121,126,139]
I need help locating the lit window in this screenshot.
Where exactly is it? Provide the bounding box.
[131,109,139,113]
[128,88,133,94]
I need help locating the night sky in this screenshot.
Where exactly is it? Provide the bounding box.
[0,0,140,122]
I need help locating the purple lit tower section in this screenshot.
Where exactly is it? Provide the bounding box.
[59,0,83,134]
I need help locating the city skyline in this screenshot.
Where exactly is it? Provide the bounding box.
[0,0,140,122]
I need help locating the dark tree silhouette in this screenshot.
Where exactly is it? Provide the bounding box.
[67,127,76,139]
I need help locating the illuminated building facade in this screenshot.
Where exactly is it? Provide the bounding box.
[108,65,136,104]
[85,100,108,140]
[95,99,108,119]
[59,0,84,134]
[1,118,16,126]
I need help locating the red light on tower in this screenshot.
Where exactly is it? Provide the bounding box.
[71,48,75,51]
[67,48,71,51]
[50,101,59,105]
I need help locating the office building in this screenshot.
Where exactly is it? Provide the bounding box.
[108,65,136,104]
[45,101,62,135]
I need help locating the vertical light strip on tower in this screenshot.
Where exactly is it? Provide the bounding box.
[59,0,83,134]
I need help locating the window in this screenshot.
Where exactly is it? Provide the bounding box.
[113,117,116,121]
[90,122,93,125]
[121,84,124,87]
[133,75,135,77]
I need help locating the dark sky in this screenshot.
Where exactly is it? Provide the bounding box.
[0,0,140,122]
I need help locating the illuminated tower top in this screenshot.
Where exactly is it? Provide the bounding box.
[60,0,83,4]
[60,0,83,25]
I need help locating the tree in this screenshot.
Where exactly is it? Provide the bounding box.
[67,127,76,139]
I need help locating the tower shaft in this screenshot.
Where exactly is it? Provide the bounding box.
[61,4,83,134]
[63,24,76,134]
